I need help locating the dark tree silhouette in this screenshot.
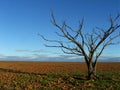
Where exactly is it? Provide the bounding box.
[41,13,120,80]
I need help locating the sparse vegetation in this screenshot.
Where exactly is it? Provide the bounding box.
[41,13,120,80]
[0,62,119,89]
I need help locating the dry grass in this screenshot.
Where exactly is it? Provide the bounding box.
[0,61,119,73]
[0,61,119,89]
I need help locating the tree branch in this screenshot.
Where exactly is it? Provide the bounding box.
[41,13,120,66]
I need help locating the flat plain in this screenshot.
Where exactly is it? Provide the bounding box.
[0,61,120,89]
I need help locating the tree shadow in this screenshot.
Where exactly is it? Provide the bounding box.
[0,68,110,80]
[0,67,47,76]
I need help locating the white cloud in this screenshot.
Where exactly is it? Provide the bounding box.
[0,53,82,62]
[15,49,62,55]
[0,53,120,62]
[15,49,45,53]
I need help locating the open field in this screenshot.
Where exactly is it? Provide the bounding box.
[0,61,120,73]
[0,61,120,89]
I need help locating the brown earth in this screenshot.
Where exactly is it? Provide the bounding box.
[0,61,119,89]
[0,61,119,74]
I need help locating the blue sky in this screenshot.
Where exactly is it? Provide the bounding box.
[0,0,120,61]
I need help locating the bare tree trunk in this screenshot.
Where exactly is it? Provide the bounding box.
[87,62,97,80]
[42,13,120,81]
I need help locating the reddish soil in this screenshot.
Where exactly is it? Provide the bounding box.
[0,61,119,74]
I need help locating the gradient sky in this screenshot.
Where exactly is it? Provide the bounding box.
[0,0,120,61]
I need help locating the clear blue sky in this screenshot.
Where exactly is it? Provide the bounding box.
[0,0,120,61]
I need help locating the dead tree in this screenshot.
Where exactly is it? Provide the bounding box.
[41,13,120,80]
